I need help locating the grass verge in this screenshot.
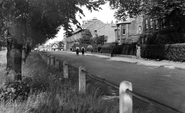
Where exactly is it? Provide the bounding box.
[0,51,159,113]
[0,52,119,113]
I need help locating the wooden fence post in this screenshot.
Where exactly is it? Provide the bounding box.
[47,55,50,66]
[79,66,86,94]
[63,61,68,78]
[53,57,55,66]
[55,58,60,69]
[50,56,54,66]
[119,81,133,113]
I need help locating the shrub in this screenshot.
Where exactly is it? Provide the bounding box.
[145,29,185,45]
[121,43,136,55]
[101,44,113,53]
[111,45,123,55]
[141,43,185,62]
[0,80,30,101]
[86,45,93,52]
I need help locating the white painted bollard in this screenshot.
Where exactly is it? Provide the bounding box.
[55,58,60,69]
[79,66,86,94]
[119,81,133,113]
[63,61,68,78]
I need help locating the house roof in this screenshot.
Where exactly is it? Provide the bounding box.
[116,18,135,25]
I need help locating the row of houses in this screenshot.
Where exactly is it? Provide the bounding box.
[63,15,168,50]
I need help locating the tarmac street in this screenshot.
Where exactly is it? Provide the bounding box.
[46,51,185,112]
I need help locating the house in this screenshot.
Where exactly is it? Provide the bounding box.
[51,43,59,51]
[81,18,116,43]
[115,16,143,44]
[64,18,117,50]
[140,16,167,44]
[64,29,87,50]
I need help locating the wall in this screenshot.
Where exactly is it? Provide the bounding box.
[82,19,116,43]
[64,19,117,50]
[82,19,105,38]
[97,24,116,42]
[115,16,144,44]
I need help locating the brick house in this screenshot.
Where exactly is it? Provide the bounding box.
[140,16,169,44]
[115,16,143,44]
[114,15,168,45]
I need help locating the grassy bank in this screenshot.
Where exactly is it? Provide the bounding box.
[0,51,159,113]
[0,52,119,113]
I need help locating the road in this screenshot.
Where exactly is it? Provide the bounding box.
[45,51,185,113]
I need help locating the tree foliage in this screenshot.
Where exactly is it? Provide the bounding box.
[0,0,105,46]
[0,0,105,81]
[92,35,107,45]
[79,29,92,44]
[109,0,185,32]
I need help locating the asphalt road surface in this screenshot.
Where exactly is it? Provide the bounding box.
[45,51,185,113]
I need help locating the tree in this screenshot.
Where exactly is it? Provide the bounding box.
[109,0,185,32]
[108,0,185,44]
[79,29,92,44]
[92,35,107,45]
[0,0,105,81]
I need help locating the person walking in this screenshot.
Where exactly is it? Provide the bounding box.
[76,46,79,55]
[136,43,141,59]
[81,46,85,55]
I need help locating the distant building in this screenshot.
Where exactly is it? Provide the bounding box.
[50,41,64,51]
[51,43,59,51]
[64,29,86,50]
[64,18,116,50]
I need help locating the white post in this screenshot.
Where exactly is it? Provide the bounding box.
[79,66,86,94]
[63,61,68,78]
[119,81,133,113]
[136,45,141,59]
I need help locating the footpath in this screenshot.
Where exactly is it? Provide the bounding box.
[65,51,185,70]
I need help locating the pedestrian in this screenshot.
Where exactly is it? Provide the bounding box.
[76,46,79,55]
[81,46,85,55]
[136,43,141,59]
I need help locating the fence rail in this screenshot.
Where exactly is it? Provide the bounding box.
[40,52,184,113]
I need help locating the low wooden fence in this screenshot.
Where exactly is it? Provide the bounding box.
[39,52,184,113]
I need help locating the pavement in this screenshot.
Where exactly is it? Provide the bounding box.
[64,50,185,70]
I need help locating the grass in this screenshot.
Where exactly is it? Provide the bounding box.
[0,52,119,113]
[0,51,157,113]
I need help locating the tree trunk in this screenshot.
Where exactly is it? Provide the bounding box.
[6,39,23,81]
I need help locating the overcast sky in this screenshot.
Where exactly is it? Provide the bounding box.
[45,2,116,45]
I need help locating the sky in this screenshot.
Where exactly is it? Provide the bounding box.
[45,2,116,45]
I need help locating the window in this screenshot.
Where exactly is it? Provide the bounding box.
[162,19,166,29]
[145,19,148,30]
[122,28,126,34]
[150,19,153,29]
[138,26,142,34]
[117,29,120,38]
[155,20,159,30]
[170,22,173,27]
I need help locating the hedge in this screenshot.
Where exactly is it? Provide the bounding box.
[121,43,136,55]
[101,44,114,53]
[141,43,185,62]
[100,43,137,55]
